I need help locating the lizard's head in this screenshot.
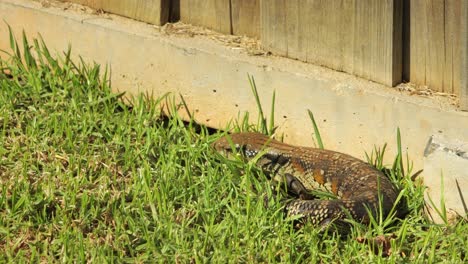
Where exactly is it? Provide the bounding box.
[211,132,270,159]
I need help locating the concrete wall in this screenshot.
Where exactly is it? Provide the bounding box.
[1,0,467,222]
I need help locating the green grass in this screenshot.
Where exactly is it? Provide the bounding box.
[0,31,467,263]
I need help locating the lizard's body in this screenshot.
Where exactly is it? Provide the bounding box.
[212,132,399,226]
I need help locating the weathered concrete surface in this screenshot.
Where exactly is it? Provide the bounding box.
[1,0,467,220]
[424,135,468,223]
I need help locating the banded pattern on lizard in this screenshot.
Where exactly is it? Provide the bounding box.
[212,132,399,227]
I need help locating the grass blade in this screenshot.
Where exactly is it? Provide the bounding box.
[8,24,21,59]
[269,89,276,135]
[248,74,267,134]
[307,109,324,149]
[22,30,37,70]
[179,93,193,121]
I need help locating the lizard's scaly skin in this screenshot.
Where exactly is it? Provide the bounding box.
[212,132,398,226]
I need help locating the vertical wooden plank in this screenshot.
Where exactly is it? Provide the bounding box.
[341,0,356,74]
[260,0,287,56]
[231,0,260,38]
[305,0,339,68]
[321,0,342,70]
[447,0,462,96]
[352,0,366,78]
[353,0,402,85]
[178,0,190,25]
[305,0,346,69]
[305,0,322,66]
[134,0,170,25]
[345,0,402,85]
[304,0,315,63]
[179,0,231,34]
[285,0,303,59]
[426,0,445,91]
[461,0,468,110]
[409,0,427,85]
[407,0,465,96]
[58,0,169,25]
[443,0,456,94]
[262,0,401,87]
[296,0,310,62]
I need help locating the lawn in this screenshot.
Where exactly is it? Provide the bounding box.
[0,32,466,263]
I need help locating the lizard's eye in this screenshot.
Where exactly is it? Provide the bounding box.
[223,143,241,153]
[234,143,242,152]
[233,143,247,155]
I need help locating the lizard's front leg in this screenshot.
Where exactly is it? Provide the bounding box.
[257,152,316,200]
[271,173,316,200]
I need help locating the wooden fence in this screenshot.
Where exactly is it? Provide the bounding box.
[261,1,402,87]
[57,0,170,25]
[59,0,468,110]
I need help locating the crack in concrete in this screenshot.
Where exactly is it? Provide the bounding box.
[424,136,468,159]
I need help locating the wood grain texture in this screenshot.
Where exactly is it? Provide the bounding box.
[231,0,260,38]
[461,0,468,110]
[58,0,170,25]
[261,0,402,87]
[179,0,231,34]
[407,0,464,95]
[261,0,287,56]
